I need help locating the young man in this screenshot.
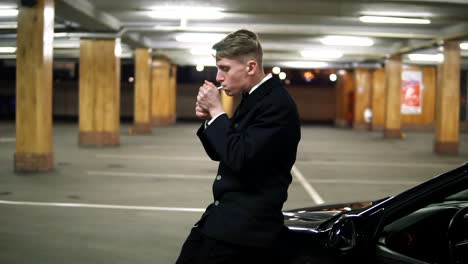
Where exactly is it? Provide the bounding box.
[176,29,301,264]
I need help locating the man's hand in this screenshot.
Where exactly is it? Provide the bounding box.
[196,80,224,119]
[195,101,211,120]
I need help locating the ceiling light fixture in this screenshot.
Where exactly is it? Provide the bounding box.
[320,36,374,47]
[0,47,16,53]
[359,15,430,24]
[460,42,468,50]
[407,53,443,62]
[0,9,18,17]
[190,47,215,56]
[148,6,224,20]
[176,33,226,43]
[300,49,343,59]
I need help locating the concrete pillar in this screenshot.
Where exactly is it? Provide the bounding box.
[353,69,372,130]
[15,0,54,172]
[78,39,121,146]
[384,55,403,138]
[221,91,234,117]
[334,70,355,127]
[434,41,460,155]
[168,64,177,124]
[131,48,152,134]
[151,58,172,126]
[371,68,386,131]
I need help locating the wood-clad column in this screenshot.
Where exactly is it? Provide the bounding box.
[221,91,234,117]
[131,48,152,134]
[15,0,54,172]
[353,69,372,130]
[384,55,403,138]
[151,58,172,126]
[168,64,177,124]
[79,39,121,146]
[434,41,460,155]
[335,70,355,127]
[372,68,386,131]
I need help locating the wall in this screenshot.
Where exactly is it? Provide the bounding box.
[287,85,336,122]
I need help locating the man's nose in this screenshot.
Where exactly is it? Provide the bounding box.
[216,70,224,83]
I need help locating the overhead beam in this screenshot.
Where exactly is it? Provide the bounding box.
[55,0,120,31]
[125,23,438,39]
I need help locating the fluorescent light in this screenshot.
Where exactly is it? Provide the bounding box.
[194,59,216,67]
[320,36,374,47]
[0,22,16,29]
[53,43,80,49]
[176,33,226,43]
[0,47,16,53]
[148,6,224,20]
[461,42,468,50]
[0,9,17,17]
[282,61,329,69]
[300,49,343,59]
[190,47,215,55]
[408,53,443,62]
[359,16,430,24]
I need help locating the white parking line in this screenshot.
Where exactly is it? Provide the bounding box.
[96,154,209,161]
[0,200,205,212]
[291,165,325,205]
[87,171,212,179]
[308,179,420,185]
[295,160,458,168]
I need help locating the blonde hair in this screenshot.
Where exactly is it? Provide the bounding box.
[212,29,263,67]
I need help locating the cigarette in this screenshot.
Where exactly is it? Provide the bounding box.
[217,86,224,90]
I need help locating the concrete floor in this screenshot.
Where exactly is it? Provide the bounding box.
[0,121,467,263]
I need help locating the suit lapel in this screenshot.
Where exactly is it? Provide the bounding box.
[235,77,278,117]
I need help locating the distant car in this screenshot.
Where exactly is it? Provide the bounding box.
[280,163,468,264]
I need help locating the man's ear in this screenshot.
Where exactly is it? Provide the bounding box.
[246,60,257,75]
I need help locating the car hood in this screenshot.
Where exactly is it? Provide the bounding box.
[283,201,374,230]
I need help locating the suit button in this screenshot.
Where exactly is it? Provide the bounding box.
[233,123,239,128]
[216,175,222,180]
[214,200,219,206]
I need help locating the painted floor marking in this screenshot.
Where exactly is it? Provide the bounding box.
[0,200,205,212]
[291,165,325,205]
[87,171,212,179]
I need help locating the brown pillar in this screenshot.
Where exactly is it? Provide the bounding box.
[168,64,177,124]
[15,0,54,172]
[384,55,403,138]
[151,58,172,126]
[434,41,460,155]
[221,91,234,117]
[335,70,355,127]
[131,48,152,134]
[79,39,121,146]
[353,69,372,130]
[372,68,386,131]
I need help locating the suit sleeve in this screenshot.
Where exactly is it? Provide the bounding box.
[200,102,297,172]
[197,114,229,161]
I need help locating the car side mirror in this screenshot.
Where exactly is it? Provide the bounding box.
[327,215,359,252]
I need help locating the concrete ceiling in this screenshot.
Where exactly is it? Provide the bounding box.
[1,0,468,68]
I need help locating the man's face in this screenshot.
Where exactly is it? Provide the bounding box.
[215,56,250,96]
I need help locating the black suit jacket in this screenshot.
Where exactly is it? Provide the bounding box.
[196,76,301,247]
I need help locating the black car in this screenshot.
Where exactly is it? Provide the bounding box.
[281,162,468,264]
